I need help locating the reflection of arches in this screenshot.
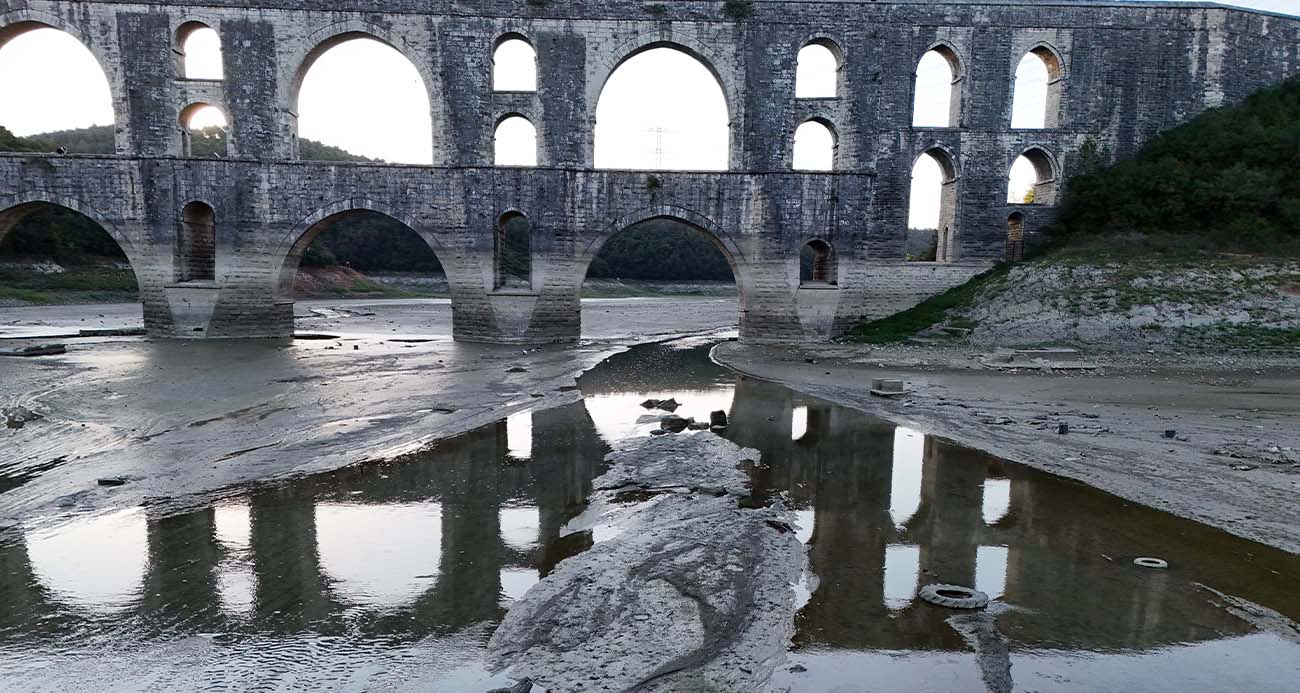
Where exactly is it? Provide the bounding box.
[908,147,960,262]
[1006,212,1025,261]
[276,201,445,297]
[178,201,217,282]
[912,43,963,128]
[495,114,537,166]
[0,14,119,148]
[1012,44,1065,129]
[493,33,537,92]
[793,118,837,171]
[175,22,223,80]
[1009,147,1059,206]
[593,41,732,170]
[796,38,843,98]
[800,239,836,285]
[495,210,532,290]
[289,27,435,163]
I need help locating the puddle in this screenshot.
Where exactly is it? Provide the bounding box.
[0,340,1296,690]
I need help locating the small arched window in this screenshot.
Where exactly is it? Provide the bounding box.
[178,201,216,282]
[1006,213,1025,261]
[495,212,532,290]
[796,41,841,98]
[792,120,835,171]
[800,239,836,285]
[495,115,538,166]
[176,23,223,80]
[1011,47,1064,129]
[493,36,537,92]
[908,149,960,262]
[912,46,961,128]
[179,103,228,157]
[1007,148,1058,205]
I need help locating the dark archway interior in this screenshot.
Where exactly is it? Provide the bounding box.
[586,218,735,286]
[293,210,444,298]
[0,203,138,302]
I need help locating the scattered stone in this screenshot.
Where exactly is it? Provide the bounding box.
[869,378,909,397]
[660,415,693,433]
[1164,429,1178,439]
[687,421,710,430]
[506,366,528,373]
[710,410,729,427]
[1057,423,1069,435]
[0,344,67,357]
[3,406,42,430]
[649,429,668,436]
[96,477,128,487]
[655,398,680,412]
[488,678,534,693]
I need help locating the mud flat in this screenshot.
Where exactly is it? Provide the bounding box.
[0,297,737,528]
[488,433,806,692]
[713,342,1300,554]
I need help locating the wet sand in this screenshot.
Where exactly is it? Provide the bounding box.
[713,342,1300,554]
[0,297,738,529]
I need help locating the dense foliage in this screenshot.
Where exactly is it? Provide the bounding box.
[588,220,733,281]
[1059,77,1300,250]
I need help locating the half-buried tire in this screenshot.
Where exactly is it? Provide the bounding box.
[919,584,989,609]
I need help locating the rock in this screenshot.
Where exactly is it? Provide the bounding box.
[1057,423,1069,434]
[506,366,528,373]
[649,429,668,436]
[660,415,692,433]
[3,406,42,430]
[655,398,680,412]
[640,399,661,409]
[488,678,534,693]
[710,410,729,427]
[0,344,67,357]
[687,422,710,430]
[96,477,127,487]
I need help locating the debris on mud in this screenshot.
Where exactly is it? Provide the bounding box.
[0,343,67,357]
[3,405,42,429]
[488,433,806,692]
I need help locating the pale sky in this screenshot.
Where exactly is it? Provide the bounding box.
[1,0,1295,226]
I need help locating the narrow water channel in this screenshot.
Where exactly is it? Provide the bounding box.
[1,338,1297,691]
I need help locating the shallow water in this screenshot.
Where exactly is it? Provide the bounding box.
[1,339,1297,691]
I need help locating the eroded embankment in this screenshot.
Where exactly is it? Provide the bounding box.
[488,433,807,692]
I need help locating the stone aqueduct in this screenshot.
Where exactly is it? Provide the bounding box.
[1,0,1297,342]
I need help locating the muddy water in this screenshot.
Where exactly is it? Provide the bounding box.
[1,339,1297,691]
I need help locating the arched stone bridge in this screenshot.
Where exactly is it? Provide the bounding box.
[1,0,1297,342]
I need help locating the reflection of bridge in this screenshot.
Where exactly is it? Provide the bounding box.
[2,1,1297,342]
[2,376,1295,653]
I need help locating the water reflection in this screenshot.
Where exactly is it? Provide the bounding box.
[0,342,1296,690]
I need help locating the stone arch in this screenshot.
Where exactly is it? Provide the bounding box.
[0,192,135,258]
[580,205,745,277]
[912,42,964,128]
[0,11,125,150]
[1009,146,1059,205]
[178,102,228,157]
[1013,42,1066,129]
[494,112,538,166]
[793,117,838,171]
[589,38,738,168]
[909,146,961,262]
[493,32,537,92]
[275,199,447,297]
[174,21,222,80]
[286,23,439,162]
[796,36,844,99]
[799,238,837,285]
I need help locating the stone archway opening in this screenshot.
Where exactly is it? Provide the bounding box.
[294,35,433,164]
[495,115,538,167]
[594,46,730,170]
[495,211,532,291]
[912,45,962,128]
[179,103,228,157]
[1006,212,1026,261]
[175,22,223,80]
[1012,46,1064,129]
[0,201,139,306]
[0,24,114,152]
[907,149,960,262]
[796,40,842,99]
[1008,148,1058,205]
[799,239,837,285]
[793,119,836,171]
[581,215,739,337]
[493,34,537,92]
[279,209,446,301]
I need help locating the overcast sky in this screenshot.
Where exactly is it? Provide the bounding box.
[1,0,1295,228]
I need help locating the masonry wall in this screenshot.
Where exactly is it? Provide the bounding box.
[2,0,1298,341]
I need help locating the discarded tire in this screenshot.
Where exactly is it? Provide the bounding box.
[1133,557,1169,569]
[919,584,989,609]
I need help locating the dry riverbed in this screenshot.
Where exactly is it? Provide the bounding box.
[713,341,1300,554]
[0,297,738,529]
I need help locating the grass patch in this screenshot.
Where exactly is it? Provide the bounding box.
[0,265,138,305]
[1199,324,1300,349]
[841,263,1011,343]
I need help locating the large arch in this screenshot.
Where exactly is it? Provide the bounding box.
[907,146,961,263]
[591,40,735,170]
[286,25,437,164]
[274,200,448,298]
[912,43,963,128]
[0,13,122,149]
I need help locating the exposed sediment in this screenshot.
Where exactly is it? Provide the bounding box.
[488,433,807,692]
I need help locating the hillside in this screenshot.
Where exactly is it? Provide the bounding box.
[848,77,1300,351]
